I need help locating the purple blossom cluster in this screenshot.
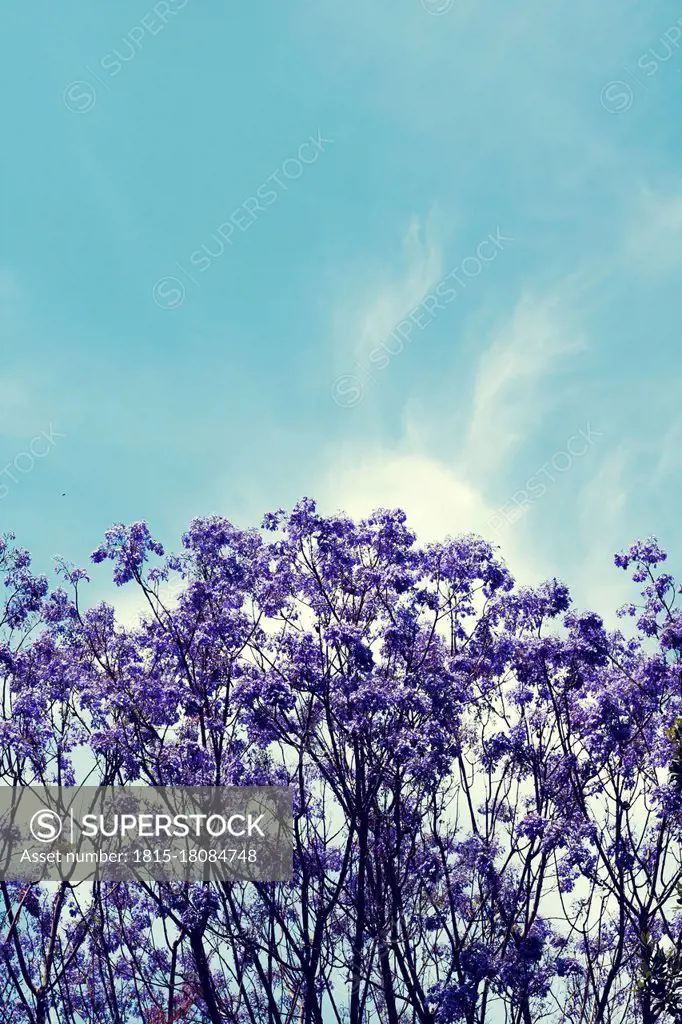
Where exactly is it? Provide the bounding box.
[1,505,682,1023]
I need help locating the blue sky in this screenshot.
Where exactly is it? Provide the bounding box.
[2,0,682,620]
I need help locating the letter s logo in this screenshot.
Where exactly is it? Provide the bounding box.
[30,810,63,843]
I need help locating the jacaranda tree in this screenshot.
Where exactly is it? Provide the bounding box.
[1,501,682,1023]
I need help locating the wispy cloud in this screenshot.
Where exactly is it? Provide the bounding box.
[332,213,444,364]
[321,278,592,592]
[464,292,585,473]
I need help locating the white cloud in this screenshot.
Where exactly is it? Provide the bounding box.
[321,277,600,597]
[333,213,444,364]
[321,445,489,541]
[318,441,549,591]
[465,292,585,474]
